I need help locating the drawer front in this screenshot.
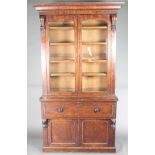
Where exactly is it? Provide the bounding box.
[78,103,116,118]
[44,102,78,118]
[42,102,116,118]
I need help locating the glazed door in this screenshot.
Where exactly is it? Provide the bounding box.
[78,15,112,95]
[46,15,113,96]
[47,15,78,95]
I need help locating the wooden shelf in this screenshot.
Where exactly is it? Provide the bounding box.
[82,59,107,63]
[49,42,74,46]
[49,26,74,30]
[82,88,107,92]
[50,59,75,63]
[50,72,75,77]
[82,72,107,76]
[82,26,108,29]
[51,88,75,92]
[82,42,107,45]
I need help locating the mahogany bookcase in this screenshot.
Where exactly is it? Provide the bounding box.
[34,2,124,152]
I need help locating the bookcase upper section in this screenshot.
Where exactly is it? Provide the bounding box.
[33,2,124,96]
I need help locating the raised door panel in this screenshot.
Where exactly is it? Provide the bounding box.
[80,119,110,147]
[48,119,78,146]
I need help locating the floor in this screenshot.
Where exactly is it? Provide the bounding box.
[27,131,128,155]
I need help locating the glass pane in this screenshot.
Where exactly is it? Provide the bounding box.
[50,77,75,92]
[50,46,75,60]
[82,45,106,60]
[49,20,74,27]
[49,29,74,43]
[50,62,75,73]
[82,29,107,42]
[82,19,107,26]
[48,19,75,92]
[82,76,108,92]
[81,19,108,92]
[82,62,107,73]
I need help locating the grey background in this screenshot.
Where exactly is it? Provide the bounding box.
[27,0,128,154]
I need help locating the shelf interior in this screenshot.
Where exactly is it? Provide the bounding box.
[82,19,108,26]
[49,20,74,27]
[49,61,75,73]
[82,44,107,60]
[82,61,107,73]
[49,27,74,43]
[50,76,75,92]
[50,46,75,60]
[48,18,109,92]
[81,18,108,92]
[82,76,108,92]
[82,30,107,43]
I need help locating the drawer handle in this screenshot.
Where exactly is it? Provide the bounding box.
[57,107,64,113]
[94,107,101,113]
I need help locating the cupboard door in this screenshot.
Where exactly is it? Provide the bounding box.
[78,15,111,94]
[48,119,78,146]
[80,119,111,147]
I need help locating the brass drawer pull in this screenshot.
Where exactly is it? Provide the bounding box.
[57,107,64,113]
[94,107,101,113]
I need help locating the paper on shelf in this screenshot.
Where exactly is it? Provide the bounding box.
[87,46,92,57]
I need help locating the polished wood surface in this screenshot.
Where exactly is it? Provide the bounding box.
[42,102,116,119]
[34,2,123,152]
[48,119,78,147]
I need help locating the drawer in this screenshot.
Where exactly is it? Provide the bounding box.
[42,102,116,118]
[78,103,116,118]
[43,102,78,118]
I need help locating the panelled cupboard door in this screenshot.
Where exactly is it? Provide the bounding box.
[47,119,78,147]
[80,119,115,147]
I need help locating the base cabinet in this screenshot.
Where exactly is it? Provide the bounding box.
[43,118,116,152]
[42,101,116,151]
